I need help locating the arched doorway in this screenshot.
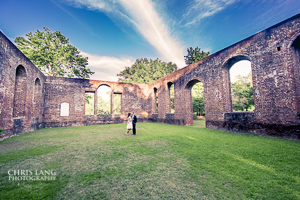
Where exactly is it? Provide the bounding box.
[185,79,206,127]
[97,85,111,115]
[226,56,254,112]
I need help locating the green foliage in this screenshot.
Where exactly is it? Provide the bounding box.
[97,96,110,115]
[14,27,94,78]
[192,82,205,116]
[113,94,121,114]
[231,72,254,111]
[85,94,92,104]
[184,47,209,116]
[85,93,94,115]
[169,84,175,113]
[117,58,178,84]
[0,123,299,199]
[184,46,210,65]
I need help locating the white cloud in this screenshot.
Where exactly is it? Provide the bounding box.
[182,0,240,26]
[118,0,186,67]
[65,0,186,68]
[80,51,135,82]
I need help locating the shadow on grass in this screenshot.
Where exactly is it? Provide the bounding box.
[0,122,299,199]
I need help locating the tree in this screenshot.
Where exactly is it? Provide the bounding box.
[117,58,178,84]
[113,94,121,114]
[85,93,94,115]
[184,47,210,117]
[184,46,210,65]
[97,96,111,115]
[231,72,254,111]
[192,82,205,116]
[14,27,94,78]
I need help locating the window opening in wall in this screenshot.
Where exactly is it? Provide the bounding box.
[229,60,254,112]
[60,102,69,116]
[154,88,158,113]
[113,93,121,114]
[168,83,175,113]
[13,65,27,118]
[85,92,95,115]
[192,82,205,122]
[97,85,111,115]
[34,78,42,116]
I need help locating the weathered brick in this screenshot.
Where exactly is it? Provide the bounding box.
[0,14,300,139]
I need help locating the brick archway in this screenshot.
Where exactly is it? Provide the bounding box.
[184,79,204,125]
[97,84,112,115]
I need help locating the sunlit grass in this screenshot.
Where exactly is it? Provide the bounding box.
[0,122,299,199]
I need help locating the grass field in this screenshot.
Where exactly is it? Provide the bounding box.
[0,121,299,199]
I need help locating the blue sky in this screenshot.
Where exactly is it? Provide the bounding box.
[0,0,299,81]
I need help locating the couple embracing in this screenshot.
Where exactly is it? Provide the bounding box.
[126,112,137,136]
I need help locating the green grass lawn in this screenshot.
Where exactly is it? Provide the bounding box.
[0,121,299,199]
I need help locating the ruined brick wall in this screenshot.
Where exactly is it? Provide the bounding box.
[1,14,300,139]
[0,31,46,138]
[147,14,300,138]
[0,29,152,140]
[43,77,151,128]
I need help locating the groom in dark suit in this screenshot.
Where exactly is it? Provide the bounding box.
[132,112,137,135]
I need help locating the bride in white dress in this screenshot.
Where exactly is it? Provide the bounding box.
[126,113,133,135]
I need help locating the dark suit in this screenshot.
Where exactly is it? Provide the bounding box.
[132,114,137,135]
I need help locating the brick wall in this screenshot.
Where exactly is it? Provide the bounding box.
[42,77,151,128]
[0,31,46,139]
[147,14,300,138]
[1,14,300,139]
[13,65,27,117]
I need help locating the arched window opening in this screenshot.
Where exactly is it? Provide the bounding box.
[186,79,206,126]
[34,78,42,116]
[168,82,175,113]
[113,93,122,114]
[85,92,95,115]
[228,58,254,112]
[154,88,158,113]
[291,35,300,116]
[13,65,27,118]
[97,85,111,115]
